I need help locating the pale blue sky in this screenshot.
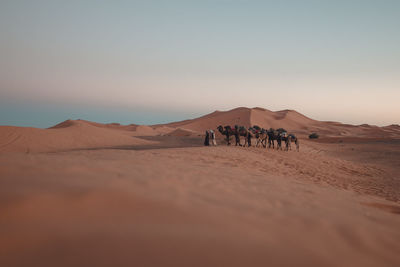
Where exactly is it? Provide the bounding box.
[1,0,399,127]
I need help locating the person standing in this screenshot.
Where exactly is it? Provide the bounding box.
[204,130,210,146]
[247,132,252,147]
[210,130,217,146]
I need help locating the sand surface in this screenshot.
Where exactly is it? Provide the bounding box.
[1,108,400,266]
[158,107,400,138]
[0,120,156,153]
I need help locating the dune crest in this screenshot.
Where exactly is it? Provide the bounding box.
[0,120,154,153]
[156,107,400,138]
[158,107,252,132]
[1,107,399,153]
[166,128,197,137]
[51,119,139,131]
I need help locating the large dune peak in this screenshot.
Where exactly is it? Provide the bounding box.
[156,107,400,138]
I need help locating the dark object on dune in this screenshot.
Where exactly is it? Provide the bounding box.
[309,133,319,139]
[204,131,210,146]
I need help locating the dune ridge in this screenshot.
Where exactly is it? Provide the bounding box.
[156,107,400,138]
[1,107,399,153]
[0,120,155,153]
[156,107,253,132]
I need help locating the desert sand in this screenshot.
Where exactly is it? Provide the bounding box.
[1,107,400,267]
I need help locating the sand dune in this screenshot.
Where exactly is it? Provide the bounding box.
[158,107,253,132]
[1,107,399,153]
[1,107,398,153]
[131,125,159,136]
[166,128,197,137]
[157,107,400,138]
[1,107,400,266]
[51,119,138,131]
[250,108,317,134]
[0,120,154,153]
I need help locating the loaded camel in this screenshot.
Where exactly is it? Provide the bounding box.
[267,128,279,149]
[265,128,299,151]
[272,128,299,151]
[217,125,239,146]
[281,132,299,151]
[249,126,268,148]
[217,125,298,151]
[217,125,253,147]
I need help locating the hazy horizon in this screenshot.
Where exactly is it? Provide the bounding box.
[1,0,399,128]
[1,102,399,129]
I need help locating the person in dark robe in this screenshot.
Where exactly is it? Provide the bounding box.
[276,134,282,150]
[204,130,210,146]
[234,132,240,146]
[234,125,240,146]
[247,132,252,147]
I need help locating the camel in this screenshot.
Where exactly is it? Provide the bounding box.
[217,125,239,146]
[267,128,279,149]
[249,126,268,148]
[217,125,252,146]
[267,128,287,150]
[282,133,299,151]
[237,126,252,147]
[274,129,299,151]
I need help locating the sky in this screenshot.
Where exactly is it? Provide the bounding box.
[0,0,399,128]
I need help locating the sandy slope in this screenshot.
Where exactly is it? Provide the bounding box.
[1,141,400,267]
[2,107,396,154]
[0,120,155,153]
[157,107,400,138]
[157,107,253,132]
[250,107,318,132]
[1,107,400,266]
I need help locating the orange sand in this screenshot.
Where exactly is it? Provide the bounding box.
[1,107,399,266]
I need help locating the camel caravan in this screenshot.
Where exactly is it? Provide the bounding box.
[216,125,299,151]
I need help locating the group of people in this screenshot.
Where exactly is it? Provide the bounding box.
[204,130,217,146]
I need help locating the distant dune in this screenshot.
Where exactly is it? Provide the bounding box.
[157,107,253,132]
[50,119,138,131]
[1,107,399,153]
[166,128,197,137]
[156,107,400,138]
[0,119,155,153]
